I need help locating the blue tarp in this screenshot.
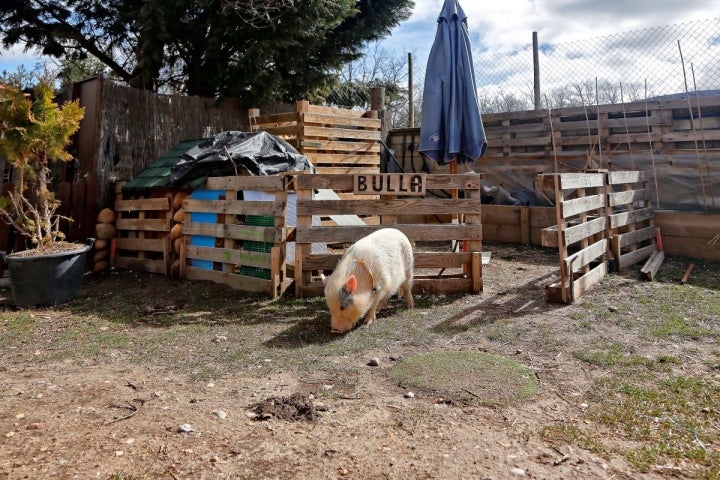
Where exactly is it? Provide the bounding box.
[418,0,487,165]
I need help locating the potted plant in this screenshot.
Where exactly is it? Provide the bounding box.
[0,80,89,307]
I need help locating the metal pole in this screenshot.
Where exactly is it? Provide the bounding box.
[408,52,414,127]
[533,31,541,110]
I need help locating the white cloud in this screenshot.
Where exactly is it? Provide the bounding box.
[380,0,719,66]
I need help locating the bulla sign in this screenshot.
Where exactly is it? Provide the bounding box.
[353,173,426,196]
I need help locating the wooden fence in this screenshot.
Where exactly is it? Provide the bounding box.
[179,176,291,298]
[292,173,484,298]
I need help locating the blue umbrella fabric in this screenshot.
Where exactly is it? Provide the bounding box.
[418,0,487,166]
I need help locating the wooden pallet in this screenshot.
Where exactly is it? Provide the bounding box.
[606,170,661,277]
[539,172,609,304]
[249,100,381,178]
[113,194,173,275]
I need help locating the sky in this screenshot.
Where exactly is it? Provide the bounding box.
[1,0,718,83]
[378,0,719,67]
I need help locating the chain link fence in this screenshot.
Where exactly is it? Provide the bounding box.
[475,17,720,113]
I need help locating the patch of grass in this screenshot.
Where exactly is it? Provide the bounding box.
[574,342,678,370]
[108,472,147,480]
[388,350,538,406]
[540,422,608,455]
[586,375,720,476]
[2,311,36,333]
[647,315,714,340]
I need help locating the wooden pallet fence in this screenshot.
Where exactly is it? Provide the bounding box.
[248,100,382,177]
[112,187,173,275]
[539,173,609,304]
[480,95,720,158]
[178,176,291,298]
[606,170,661,277]
[292,173,484,298]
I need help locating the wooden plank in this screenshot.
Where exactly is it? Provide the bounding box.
[315,167,381,175]
[294,173,483,191]
[412,277,474,295]
[615,225,656,249]
[641,250,665,280]
[298,276,478,298]
[184,245,271,269]
[354,173,426,196]
[471,252,482,293]
[301,251,481,272]
[182,199,284,216]
[654,211,720,237]
[250,124,299,137]
[561,194,605,218]
[520,207,530,245]
[302,112,381,128]
[571,262,607,301]
[205,176,285,191]
[301,139,381,152]
[116,218,171,232]
[302,126,381,141]
[608,189,650,207]
[251,111,299,125]
[182,222,286,242]
[296,224,483,243]
[115,197,170,212]
[607,170,647,185]
[564,239,607,272]
[116,237,166,252]
[541,225,559,247]
[306,103,366,117]
[305,153,381,165]
[558,173,606,190]
[564,216,606,246]
[296,198,482,216]
[618,244,656,269]
[610,208,655,229]
[661,236,720,261]
[663,130,720,142]
[185,267,271,294]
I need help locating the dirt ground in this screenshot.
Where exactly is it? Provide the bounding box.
[0,243,718,480]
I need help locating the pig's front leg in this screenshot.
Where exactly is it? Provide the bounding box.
[363,296,382,325]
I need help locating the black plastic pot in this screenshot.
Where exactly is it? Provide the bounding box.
[2,240,93,308]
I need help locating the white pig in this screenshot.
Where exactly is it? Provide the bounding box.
[324,228,414,333]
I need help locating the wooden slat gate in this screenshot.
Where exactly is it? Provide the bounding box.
[293,173,484,298]
[540,173,609,304]
[179,176,291,298]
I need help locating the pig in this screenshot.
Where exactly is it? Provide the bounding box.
[324,228,414,333]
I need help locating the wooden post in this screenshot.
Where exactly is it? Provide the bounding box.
[533,31,541,111]
[408,53,414,127]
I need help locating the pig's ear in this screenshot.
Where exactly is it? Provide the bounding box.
[346,275,358,293]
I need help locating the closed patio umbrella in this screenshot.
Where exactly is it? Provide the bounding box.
[418,0,487,170]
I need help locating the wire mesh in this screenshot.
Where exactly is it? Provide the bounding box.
[475,18,720,112]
